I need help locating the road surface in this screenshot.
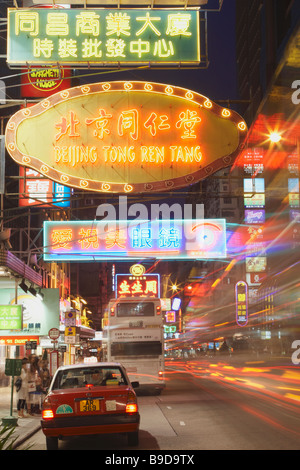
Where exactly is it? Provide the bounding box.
[25,358,300,451]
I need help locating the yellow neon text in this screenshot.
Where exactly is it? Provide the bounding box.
[54,146,98,167]
[141,146,165,163]
[169,146,202,163]
[103,146,136,163]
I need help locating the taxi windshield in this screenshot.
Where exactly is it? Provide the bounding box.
[52,366,127,390]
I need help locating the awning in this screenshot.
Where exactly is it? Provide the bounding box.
[77,325,96,340]
[0,249,43,287]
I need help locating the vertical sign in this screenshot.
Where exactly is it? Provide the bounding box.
[243,148,266,307]
[0,136,5,194]
[235,281,248,327]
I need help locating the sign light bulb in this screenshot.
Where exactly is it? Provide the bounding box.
[269,132,281,143]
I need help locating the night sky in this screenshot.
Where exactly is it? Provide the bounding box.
[76,1,238,107]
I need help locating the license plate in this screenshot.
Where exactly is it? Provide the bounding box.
[79,399,100,412]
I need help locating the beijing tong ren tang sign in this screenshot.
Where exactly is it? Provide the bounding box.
[5,81,247,193]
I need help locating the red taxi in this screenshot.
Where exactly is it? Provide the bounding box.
[41,362,140,450]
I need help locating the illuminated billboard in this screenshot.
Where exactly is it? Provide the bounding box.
[19,167,71,207]
[7,8,200,66]
[235,281,248,327]
[43,219,227,261]
[116,274,160,298]
[0,305,23,330]
[0,288,59,337]
[21,66,72,98]
[5,80,247,194]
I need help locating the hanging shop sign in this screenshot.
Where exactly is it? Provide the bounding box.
[7,8,200,66]
[43,218,226,261]
[116,274,160,299]
[0,289,59,337]
[0,305,23,330]
[21,66,72,98]
[19,167,71,207]
[235,281,248,327]
[0,336,40,346]
[5,81,247,194]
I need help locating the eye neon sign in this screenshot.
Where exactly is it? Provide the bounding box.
[43,219,226,261]
[7,8,200,66]
[6,81,247,193]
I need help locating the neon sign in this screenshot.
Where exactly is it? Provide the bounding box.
[165,311,176,323]
[235,281,248,327]
[7,8,200,66]
[21,66,72,98]
[116,274,160,299]
[19,167,70,207]
[43,219,227,261]
[6,81,247,194]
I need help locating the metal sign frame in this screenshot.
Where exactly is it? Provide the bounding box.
[7,8,201,67]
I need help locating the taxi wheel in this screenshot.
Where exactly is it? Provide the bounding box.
[127,431,139,446]
[46,436,58,450]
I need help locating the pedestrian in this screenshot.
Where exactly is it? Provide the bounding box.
[16,357,29,418]
[27,354,43,415]
[40,359,51,396]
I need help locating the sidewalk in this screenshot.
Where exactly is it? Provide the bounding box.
[0,385,41,449]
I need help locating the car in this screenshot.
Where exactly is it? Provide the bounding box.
[41,362,140,450]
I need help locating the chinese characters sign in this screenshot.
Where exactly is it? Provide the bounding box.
[19,167,71,207]
[235,281,248,327]
[7,8,200,66]
[116,274,160,299]
[5,81,247,194]
[43,219,226,261]
[0,305,23,330]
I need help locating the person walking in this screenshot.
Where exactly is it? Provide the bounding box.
[27,355,42,415]
[16,357,29,418]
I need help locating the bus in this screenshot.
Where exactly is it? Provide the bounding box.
[104,297,165,394]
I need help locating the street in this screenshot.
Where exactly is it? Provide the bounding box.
[25,359,300,451]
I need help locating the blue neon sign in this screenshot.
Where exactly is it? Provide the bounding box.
[43,219,227,261]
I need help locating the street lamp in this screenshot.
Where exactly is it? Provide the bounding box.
[28,285,37,297]
[19,279,28,293]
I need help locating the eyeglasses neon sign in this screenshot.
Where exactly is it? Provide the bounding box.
[5,81,247,194]
[43,219,226,261]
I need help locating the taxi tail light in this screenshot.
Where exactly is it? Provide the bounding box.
[158,370,164,380]
[42,409,54,420]
[156,306,161,315]
[126,403,138,413]
[110,307,115,317]
[126,391,138,413]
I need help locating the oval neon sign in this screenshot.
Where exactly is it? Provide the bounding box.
[5,81,247,193]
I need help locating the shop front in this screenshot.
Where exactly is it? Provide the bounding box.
[0,251,60,384]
